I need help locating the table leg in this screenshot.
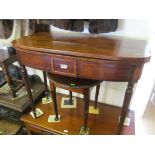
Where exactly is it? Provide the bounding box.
[117,82,134,134]
[43,71,49,98]
[94,84,100,109]
[83,89,90,130]
[50,82,59,121]
[1,64,16,98]
[20,64,36,118]
[69,91,72,104]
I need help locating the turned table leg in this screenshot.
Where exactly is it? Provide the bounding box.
[94,84,100,109]
[20,64,36,117]
[50,82,59,121]
[83,89,90,131]
[69,91,73,104]
[117,82,134,134]
[43,71,49,98]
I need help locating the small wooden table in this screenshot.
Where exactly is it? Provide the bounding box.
[13,32,150,134]
[21,94,135,135]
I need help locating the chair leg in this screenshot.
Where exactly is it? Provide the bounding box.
[69,91,72,104]
[83,89,90,130]
[1,63,16,98]
[49,82,59,121]
[94,84,100,109]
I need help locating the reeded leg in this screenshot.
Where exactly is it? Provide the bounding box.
[43,71,49,98]
[49,82,59,121]
[20,64,36,117]
[94,84,100,109]
[69,91,72,104]
[117,82,134,134]
[1,64,16,98]
[83,89,90,130]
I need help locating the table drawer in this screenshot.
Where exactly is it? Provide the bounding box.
[51,56,77,77]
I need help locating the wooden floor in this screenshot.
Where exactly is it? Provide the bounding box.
[21,93,135,135]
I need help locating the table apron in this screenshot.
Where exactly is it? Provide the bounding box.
[16,49,143,82]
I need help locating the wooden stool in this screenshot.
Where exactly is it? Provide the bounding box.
[0,48,24,98]
[48,73,101,134]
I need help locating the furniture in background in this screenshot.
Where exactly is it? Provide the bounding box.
[48,73,101,134]
[0,47,45,124]
[13,32,150,134]
[0,20,46,127]
[0,48,24,98]
[0,20,45,135]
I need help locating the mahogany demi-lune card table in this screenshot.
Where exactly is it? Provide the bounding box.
[12,32,151,134]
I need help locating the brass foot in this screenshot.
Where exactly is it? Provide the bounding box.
[54,117,60,121]
[89,106,99,114]
[42,96,52,104]
[30,108,43,119]
[79,126,90,135]
[48,115,61,122]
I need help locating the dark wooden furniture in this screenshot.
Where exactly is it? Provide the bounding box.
[12,32,151,134]
[0,48,45,123]
[21,94,135,135]
[0,48,24,98]
[0,74,45,124]
[48,73,101,134]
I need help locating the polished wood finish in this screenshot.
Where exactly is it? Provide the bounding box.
[52,56,77,77]
[48,73,101,131]
[12,32,150,134]
[17,49,50,71]
[77,58,132,81]
[48,73,101,89]
[20,94,135,135]
[13,32,150,63]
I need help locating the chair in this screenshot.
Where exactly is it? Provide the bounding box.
[48,73,101,134]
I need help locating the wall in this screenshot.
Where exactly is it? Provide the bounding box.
[27,19,151,108]
[132,25,155,115]
[0,20,22,47]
